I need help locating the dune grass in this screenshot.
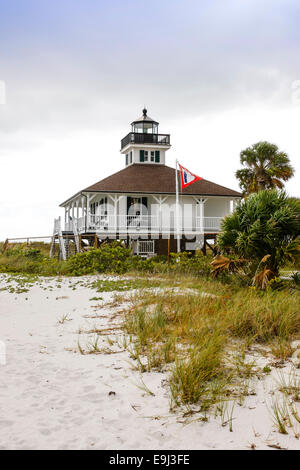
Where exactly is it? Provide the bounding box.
[122,283,300,411]
[1,242,299,418]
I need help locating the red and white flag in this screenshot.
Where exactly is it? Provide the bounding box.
[179,163,202,189]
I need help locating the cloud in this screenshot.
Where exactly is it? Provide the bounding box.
[1,0,300,132]
[0,0,299,239]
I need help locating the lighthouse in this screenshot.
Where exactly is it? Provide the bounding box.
[121,108,171,167]
[53,108,241,259]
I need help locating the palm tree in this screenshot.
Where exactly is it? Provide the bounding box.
[236,141,294,195]
[217,190,300,282]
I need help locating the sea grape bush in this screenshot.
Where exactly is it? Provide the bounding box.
[0,241,213,277]
[65,243,133,275]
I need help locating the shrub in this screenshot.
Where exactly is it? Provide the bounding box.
[217,190,300,280]
[169,252,212,277]
[292,272,300,286]
[23,248,43,261]
[64,242,134,275]
[0,241,212,277]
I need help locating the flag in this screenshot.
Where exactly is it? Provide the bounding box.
[179,163,202,189]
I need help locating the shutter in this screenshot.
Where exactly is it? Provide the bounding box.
[141,197,148,214]
[140,150,145,162]
[155,150,160,162]
[127,197,132,214]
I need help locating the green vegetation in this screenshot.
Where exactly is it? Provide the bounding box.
[0,241,213,277]
[269,368,300,434]
[217,190,300,284]
[91,278,161,292]
[269,395,290,434]
[1,241,299,424]
[1,235,299,294]
[236,141,294,195]
[0,244,65,275]
[122,285,300,412]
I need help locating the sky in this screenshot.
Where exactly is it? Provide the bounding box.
[1,0,300,240]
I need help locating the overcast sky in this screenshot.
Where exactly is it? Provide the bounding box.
[1,0,300,240]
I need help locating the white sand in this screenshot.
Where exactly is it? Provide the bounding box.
[0,273,299,450]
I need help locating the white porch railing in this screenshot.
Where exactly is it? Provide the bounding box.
[196,217,222,231]
[65,220,73,232]
[77,216,85,232]
[89,214,161,230]
[65,216,85,233]
[64,214,223,234]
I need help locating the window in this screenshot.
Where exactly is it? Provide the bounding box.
[130,151,132,163]
[99,197,108,215]
[127,196,148,215]
[126,154,128,166]
[140,149,160,163]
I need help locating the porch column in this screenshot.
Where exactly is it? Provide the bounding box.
[193,198,207,233]
[153,196,169,237]
[66,206,70,228]
[81,196,85,218]
[76,201,79,219]
[114,197,118,234]
[86,194,90,229]
[108,195,123,237]
[200,200,204,233]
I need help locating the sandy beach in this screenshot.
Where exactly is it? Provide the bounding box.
[0,273,299,450]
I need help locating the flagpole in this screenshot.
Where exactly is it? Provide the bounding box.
[175,159,180,253]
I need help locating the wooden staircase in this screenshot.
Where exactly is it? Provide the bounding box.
[49,217,82,260]
[49,217,67,260]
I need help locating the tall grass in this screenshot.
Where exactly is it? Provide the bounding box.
[123,286,300,410]
[170,334,226,406]
[225,290,300,342]
[1,242,299,413]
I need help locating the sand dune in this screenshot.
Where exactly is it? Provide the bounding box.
[0,274,299,450]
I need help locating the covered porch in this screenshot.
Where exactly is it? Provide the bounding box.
[64,214,223,235]
[59,192,239,236]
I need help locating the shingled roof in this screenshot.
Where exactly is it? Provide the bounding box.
[65,163,240,199]
[60,164,241,205]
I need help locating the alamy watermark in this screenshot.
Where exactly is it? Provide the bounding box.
[0,80,6,105]
[0,341,6,366]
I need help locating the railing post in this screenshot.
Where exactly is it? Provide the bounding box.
[114,199,117,238]
[195,198,207,233]
[86,194,90,230]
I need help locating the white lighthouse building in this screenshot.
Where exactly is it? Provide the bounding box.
[51,109,241,259]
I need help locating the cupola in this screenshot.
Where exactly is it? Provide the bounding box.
[121,108,171,167]
[131,108,159,134]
